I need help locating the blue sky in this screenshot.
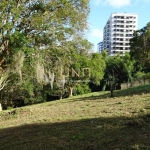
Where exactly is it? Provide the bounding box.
[87,0,150,52]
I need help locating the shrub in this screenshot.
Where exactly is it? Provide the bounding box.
[74,83,91,95]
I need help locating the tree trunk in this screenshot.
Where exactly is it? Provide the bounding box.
[102,82,106,91]
[110,88,114,97]
[59,91,63,100]
[0,40,9,68]
[68,87,73,97]
[110,81,114,97]
[0,103,2,111]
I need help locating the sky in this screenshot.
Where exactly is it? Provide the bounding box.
[87,0,150,52]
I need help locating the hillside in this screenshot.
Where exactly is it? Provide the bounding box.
[0,84,150,150]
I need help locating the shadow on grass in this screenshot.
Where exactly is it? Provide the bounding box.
[69,84,150,102]
[0,114,150,150]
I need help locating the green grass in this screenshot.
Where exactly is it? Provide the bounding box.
[0,84,150,149]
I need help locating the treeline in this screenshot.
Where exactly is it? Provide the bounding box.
[0,0,150,110]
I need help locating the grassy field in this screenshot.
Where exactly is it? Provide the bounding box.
[0,84,150,150]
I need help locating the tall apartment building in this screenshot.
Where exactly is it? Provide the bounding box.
[97,41,103,53]
[103,12,138,56]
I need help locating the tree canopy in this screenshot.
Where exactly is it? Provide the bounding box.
[130,22,150,72]
[0,0,90,70]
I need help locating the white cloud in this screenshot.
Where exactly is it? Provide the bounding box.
[93,0,150,7]
[105,0,131,8]
[93,0,131,8]
[91,29,103,40]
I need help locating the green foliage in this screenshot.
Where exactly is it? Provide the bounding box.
[61,39,93,97]
[0,0,90,71]
[130,22,150,72]
[74,83,91,95]
[103,53,136,85]
[89,53,106,85]
[0,73,45,109]
[63,43,106,97]
[103,55,122,85]
[134,71,147,84]
[121,53,135,83]
[134,71,146,79]
[145,72,150,82]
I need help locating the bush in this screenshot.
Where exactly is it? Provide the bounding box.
[134,71,146,84]
[74,83,91,95]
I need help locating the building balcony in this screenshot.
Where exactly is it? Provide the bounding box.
[112,18,136,21]
[111,44,130,47]
[112,31,126,34]
[111,39,130,43]
[110,49,130,52]
[112,22,132,25]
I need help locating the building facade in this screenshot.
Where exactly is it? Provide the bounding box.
[97,41,103,53]
[103,12,138,56]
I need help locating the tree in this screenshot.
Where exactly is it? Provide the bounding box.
[66,52,106,97]
[89,53,106,85]
[134,71,146,84]
[0,0,90,66]
[102,53,136,96]
[0,0,90,68]
[121,53,135,87]
[64,39,93,97]
[130,22,150,72]
[102,54,128,96]
[56,41,106,98]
